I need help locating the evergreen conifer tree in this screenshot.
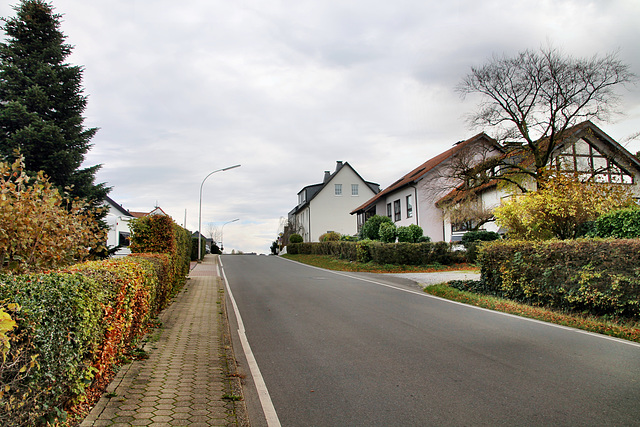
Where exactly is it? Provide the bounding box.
[0,0,108,206]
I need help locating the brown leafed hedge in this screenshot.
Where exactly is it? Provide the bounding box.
[0,215,193,425]
[479,239,640,319]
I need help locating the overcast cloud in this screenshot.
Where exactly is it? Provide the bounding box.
[2,0,639,253]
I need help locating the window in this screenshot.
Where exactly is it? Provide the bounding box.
[451,221,474,233]
[394,200,401,222]
[386,203,392,218]
[118,232,130,247]
[335,184,342,196]
[406,195,413,218]
[352,184,359,196]
[550,138,634,184]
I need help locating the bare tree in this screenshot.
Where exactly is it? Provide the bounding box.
[457,46,636,189]
[205,222,220,244]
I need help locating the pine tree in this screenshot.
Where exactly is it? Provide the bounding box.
[0,0,108,206]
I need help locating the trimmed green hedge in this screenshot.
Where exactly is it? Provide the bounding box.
[129,215,191,280]
[0,215,192,425]
[0,273,105,425]
[591,207,640,238]
[479,239,640,319]
[0,254,183,426]
[287,241,465,265]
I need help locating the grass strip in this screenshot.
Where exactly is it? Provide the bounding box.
[424,284,640,343]
[281,254,478,274]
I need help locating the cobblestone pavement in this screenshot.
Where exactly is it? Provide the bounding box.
[82,255,243,426]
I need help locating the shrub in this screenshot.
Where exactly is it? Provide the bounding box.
[479,239,640,319]
[379,222,397,243]
[63,258,161,395]
[591,207,640,238]
[129,215,190,285]
[289,233,303,244]
[493,172,634,240]
[461,231,501,263]
[0,155,106,273]
[397,224,424,243]
[0,254,170,425]
[286,241,465,266]
[356,240,372,263]
[461,230,501,245]
[191,237,207,261]
[319,231,341,242]
[360,215,393,240]
[0,273,105,425]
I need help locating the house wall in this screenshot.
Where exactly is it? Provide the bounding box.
[105,208,133,256]
[442,186,502,242]
[306,166,378,241]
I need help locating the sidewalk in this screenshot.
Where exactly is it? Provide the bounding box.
[82,255,245,426]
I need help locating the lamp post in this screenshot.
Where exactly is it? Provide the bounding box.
[198,165,241,261]
[220,218,239,251]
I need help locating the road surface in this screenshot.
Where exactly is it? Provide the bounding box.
[221,255,640,426]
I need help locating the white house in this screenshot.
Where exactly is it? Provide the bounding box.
[104,196,135,256]
[354,121,640,243]
[438,121,640,241]
[289,161,380,242]
[351,133,500,242]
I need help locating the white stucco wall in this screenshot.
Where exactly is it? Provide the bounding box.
[305,166,378,242]
[105,210,133,256]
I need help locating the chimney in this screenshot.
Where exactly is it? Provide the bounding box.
[336,161,343,171]
[323,171,331,183]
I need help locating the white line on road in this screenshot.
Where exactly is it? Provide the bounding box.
[218,259,282,427]
[279,256,640,349]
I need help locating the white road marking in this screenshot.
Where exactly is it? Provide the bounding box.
[218,258,282,427]
[279,256,640,349]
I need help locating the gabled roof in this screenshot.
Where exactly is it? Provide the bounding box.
[291,161,380,215]
[105,195,134,217]
[129,206,170,218]
[436,120,640,206]
[351,133,498,214]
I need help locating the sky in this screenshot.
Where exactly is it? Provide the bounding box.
[2,0,640,254]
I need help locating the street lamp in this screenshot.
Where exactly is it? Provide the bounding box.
[198,165,241,260]
[220,218,240,251]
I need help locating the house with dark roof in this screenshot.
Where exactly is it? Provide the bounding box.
[351,133,500,242]
[104,196,136,256]
[104,198,173,256]
[437,121,640,241]
[289,161,380,242]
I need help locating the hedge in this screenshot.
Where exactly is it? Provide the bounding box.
[129,214,191,280]
[478,239,640,319]
[0,216,192,424]
[287,241,465,265]
[0,273,105,426]
[591,207,640,239]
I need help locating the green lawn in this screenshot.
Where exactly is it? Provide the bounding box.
[283,254,640,343]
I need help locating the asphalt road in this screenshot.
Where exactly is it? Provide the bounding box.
[221,255,640,427]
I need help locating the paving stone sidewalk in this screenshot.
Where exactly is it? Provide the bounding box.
[81,255,242,426]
